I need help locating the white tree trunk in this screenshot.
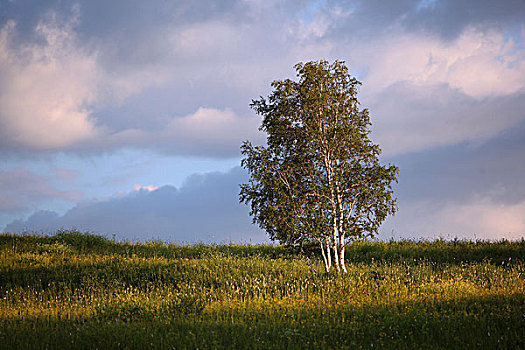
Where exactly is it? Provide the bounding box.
[319,239,330,273]
[324,237,332,272]
[336,189,347,273]
[339,243,347,273]
[332,231,340,272]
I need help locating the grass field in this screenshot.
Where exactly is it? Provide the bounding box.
[1,230,524,349]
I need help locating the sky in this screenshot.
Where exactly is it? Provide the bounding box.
[1,0,524,243]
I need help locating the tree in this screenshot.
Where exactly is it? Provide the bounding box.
[240,60,398,272]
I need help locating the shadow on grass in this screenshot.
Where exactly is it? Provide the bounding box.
[1,293,523,349]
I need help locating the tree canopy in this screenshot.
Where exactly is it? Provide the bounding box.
[240,60,398,272]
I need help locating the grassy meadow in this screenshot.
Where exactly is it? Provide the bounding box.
[1,230,524,349]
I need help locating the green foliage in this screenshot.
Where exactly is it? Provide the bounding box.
[240,60,398,272]
[1,232,524,349]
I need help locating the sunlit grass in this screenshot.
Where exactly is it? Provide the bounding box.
[1,231,524,349]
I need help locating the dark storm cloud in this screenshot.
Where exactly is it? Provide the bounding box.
[4,167,266,243]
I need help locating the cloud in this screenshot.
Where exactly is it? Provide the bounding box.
[378,124,525,241]
[3,1,522,159]
[4,167,266,243]
[331,0,525,40]
[1,0,524,243]
[403,0,525,40]
[4,210,61,235]
[390,123,525,206]
[381,197,525,241]
[0,17,101,151]
[343,21,525,157]
[9,158,525,242]
[356,26,525,98]
[368,82,525,156]
[105,107,264,157]
[0,168,82,213]
[132,184,158,192]
[163,107,263,156]
[331,5,525,157]
[171,20,240,61]
[444,197,525,238]
[50,168,78,182]
[0,0,524,170]
[0,10,269,158]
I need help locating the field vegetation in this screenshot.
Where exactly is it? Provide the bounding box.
[1,230,524,349]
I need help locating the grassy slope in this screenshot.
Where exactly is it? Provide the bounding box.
[1,231,524,349]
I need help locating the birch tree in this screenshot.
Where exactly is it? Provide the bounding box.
[240,60,398,272]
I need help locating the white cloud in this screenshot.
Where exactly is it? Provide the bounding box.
[0,17,255,157]
[357,26,525,98]
[0,14,168,153]
[105,107,263,157]
[133,184,159,192]
[167,107,259,144]
[346,24,525,156]
[0,18,101,150]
